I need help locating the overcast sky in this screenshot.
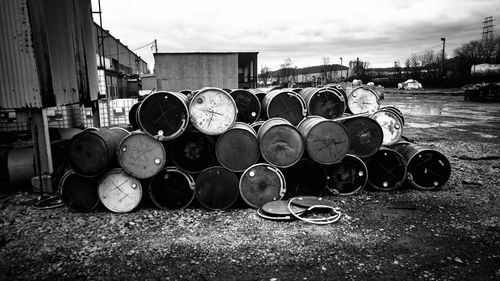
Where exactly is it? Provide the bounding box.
[91,0,499,72]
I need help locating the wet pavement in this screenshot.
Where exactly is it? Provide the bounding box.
[382,93,500,139]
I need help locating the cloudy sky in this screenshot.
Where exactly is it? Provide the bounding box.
[91,0,499,72]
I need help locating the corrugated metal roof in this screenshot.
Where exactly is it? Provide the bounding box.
[0,0,42,108]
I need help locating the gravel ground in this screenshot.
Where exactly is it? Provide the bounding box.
[1,93,499,281]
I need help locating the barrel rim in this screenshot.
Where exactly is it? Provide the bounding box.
[195,166,240,210]
[148,166,195,210]
[59,169,99,213]
[367,148,408,191]
[98,168,143,213]
[301,87,346,118]
[406,148,451,190]
[263,90,307,124]
[326,154,368,196]
[343,116,384,158]
[239,163,286,208]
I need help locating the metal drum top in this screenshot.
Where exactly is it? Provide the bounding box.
[98,168,142,213]
[137,91,189,141]
[347,87,380,114]
[216,122,260,172]
[195,166,240,210]
[283,158,327,197]
[230,89,261,124]
[117,133,166,179]
[239,163,286,209]
[370,110,404,146]
[342,116,383,158]
[298,87,345,119]
[262,89,306,126]
[60,170,99,213]
[366,147,407,191]
[170,128,215,173]
[381,106,405,125]
[128,102,141,130]
[298,116,350,165]
[149,166,195,210]
[258,118,305,168]
[324,84,348,103]
[189,87,238,135]
[325,154,368,196]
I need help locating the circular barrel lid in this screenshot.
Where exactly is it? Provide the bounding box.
[137,91,189,141]
[98,168,142,213]
[117,133,166,179]
[326,154,368,196]
[407,149,451,190]
[371,110,403,146]
[239,164,286,208]
[366,148,407,191]
[216,123,259,172]
[170,129,215,173]
[149,167,195,210]
[189,87,238,135]
[264,90,306,126]
[257,200,307,221]
[343,116,383,158]
[231,89,261,124]
[347,87,380,114]
[60,170,99,212]
[195,166,239,210]
[289,196,336,208]
[303,88,345,118]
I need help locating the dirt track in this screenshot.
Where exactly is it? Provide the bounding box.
[1,93,499,281]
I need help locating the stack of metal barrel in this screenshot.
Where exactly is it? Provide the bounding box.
[61,85,451,213]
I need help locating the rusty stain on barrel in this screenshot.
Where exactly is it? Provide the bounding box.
[137,91,189,141]
[149,166,195,210]
[366,147,407,191]
[262,89,306,126]
[117,132,166,179]
[342,116,383,158]
[298,87,346,118]
[297,116,350,164]
[216,122,259,172]
[239,163,286,209]
[195,166,239,210]
[258,118,305,168]
[60,170,99,212]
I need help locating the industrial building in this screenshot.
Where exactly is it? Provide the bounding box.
[153,52,258,91]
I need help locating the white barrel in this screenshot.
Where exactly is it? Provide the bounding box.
[98,168,142,213]
[370,110,404,146]
[347,87,380,114]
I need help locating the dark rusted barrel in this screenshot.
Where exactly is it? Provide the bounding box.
[137,91,189,141]
[283,159,327,197]
[366,147,407,191]
[370,109,404,146]
[324,84,349,104]
[239,163,286,209]
[381,106,405,125]
[391,143,451,190]
[68,128,129,177]
[98,168,142,213]
[170,128,215,173]
[128,102,141,130]
[230,89,261,124]
[149,166,195,210]
[298,87,346,118]
[325,154,368,196]
[189,87,238,135]
[297,116,351,164]
[60,170,99,212]
[117,132,166,179]
[342,116,383,158]
[248,89,267,104]
[262,89,306,126]
[195,166,239,210]
[347,86,380,114]
[216,122,259,172]
[258,118,305,168]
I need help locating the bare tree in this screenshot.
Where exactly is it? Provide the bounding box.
[279,57,294,84]
[322,57,330,83]
[259,65,270,86]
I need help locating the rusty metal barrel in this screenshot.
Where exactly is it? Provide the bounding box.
[366,147,407,191]
[239,163,286,209]
[262,89,306,126]
[215,122,259,172]
[60,170,99,212]
[298,87,346,118]
[381,105,405,125]
[230,89,261,124]
[391,143,451,190]
[149,166,195,210]
[137,91,189,141]
[341,116,383,158]
[68,128,129,177]
[324,84,349,104]
[248,89,267,104]
[258,118,305,168]
[325,154,368,196]
[98,168,142,213]
[128,102,141,130]
[370,109,404,146]
[297,116,351,164]
[170,128,215,173]
[195,166,240,210]
[283,158,327,197]
[117,132,166,179]
[189,87,238,135]
[347,86,381,114]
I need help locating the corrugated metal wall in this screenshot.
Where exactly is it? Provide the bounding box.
[154,53,238,91]
[0,0,42,108]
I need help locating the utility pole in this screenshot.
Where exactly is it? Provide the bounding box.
[340,57,343,80]
[440,38,445,79]
[154,39,158,53]
[356,57,359,78]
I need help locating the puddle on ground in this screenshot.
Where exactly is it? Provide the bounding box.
[471,132,497,139]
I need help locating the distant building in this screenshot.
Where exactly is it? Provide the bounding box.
[153,52,258,91]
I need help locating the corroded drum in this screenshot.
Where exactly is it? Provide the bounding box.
[239,163,286,209]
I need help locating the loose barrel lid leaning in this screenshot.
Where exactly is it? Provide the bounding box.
[117,132,166,179]
[239,163,286,209]
[189,87,238,135]
[137,91,189,141]
[215,122,260,172]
